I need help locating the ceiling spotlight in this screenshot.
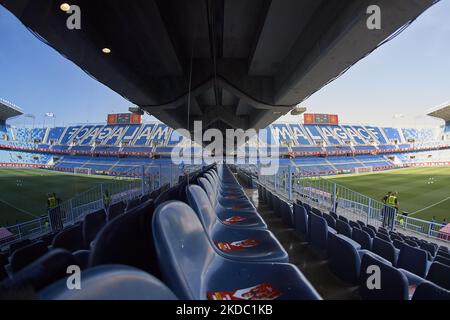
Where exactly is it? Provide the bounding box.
[102,48,111,54]
[60,3,71,12]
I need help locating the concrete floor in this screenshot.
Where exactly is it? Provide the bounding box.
[244,186,361,300]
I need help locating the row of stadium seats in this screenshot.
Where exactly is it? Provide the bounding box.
[258,185,450,300]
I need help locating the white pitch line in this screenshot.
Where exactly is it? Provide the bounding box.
[409,196,450,216]
[0,197,39,218]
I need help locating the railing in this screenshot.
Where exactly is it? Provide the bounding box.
[1,163,200,249]
[256,164,449,244]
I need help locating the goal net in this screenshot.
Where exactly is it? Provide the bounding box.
[354,166,373,174]
[74,167,92,175]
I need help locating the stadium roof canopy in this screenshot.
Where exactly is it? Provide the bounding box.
[427,103,450,122]
[0,0,437,135]
[0,98,23,122]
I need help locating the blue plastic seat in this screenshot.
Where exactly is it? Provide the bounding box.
[279,199,293,228]
[372,237,399,266]
[10,240,48,273]
[359,253,409,300]
[397,244,430,278]
[272,195,282,217]
[434,255,450,267]
[349,221,361,230]
[323,213,336,229]
[39,265,178,300]
[82,209,106,248]
[52,224,84,252]
[309,214,329,254]
[187,185,286,263]
[352,228,373,250]
[338,216,348,224]
[328,233,361,284]
[376,232,391,243]
[336,220,352,238]
[195,180,266,229]
[426,262,450,290]
[293,203,308,239]
[362,226,376,238]
[412,281,450,300]
[153,201,322,300]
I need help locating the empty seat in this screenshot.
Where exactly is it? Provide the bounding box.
[89,201,160,277]
[420,242,436,257]
[10,240,48,273]
[359,253,408,300]
[39,265,178,300]
[426,262,450,290]
[338,216,348,224]
[311,207,322,216]
[52,224,84,252]
[397,244,430,278]
[362,226,376,238]
[357,220,366,228]
[293,203,308,239]
[328,233,361,285]
[352,228,372,250]
[272,195,281,217]
[279,199,293,228]
[187,185,288,263]
[9,239,32,255]
[125,197,142,212]
[0,249,76,295]
[366,225,377,234]
[372,237,399,266]
[376,232,391,243]
[412,281,450,300]
[329,211,338,220]
[82,209,106,248]
[323,213,336,229]
[309,214,329,254]
[405,239,419,248]
[349,221,361,230]
[335,220,352,238]
[153,201,322,300]
[434,255,450,267]
[107,201,126,221]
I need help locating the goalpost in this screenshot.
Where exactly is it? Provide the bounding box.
[354,166,373,174]
[74,167,92,175]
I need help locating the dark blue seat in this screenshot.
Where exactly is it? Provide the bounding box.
[425,262,450,290]
[52,224,84,252]
[434,255,450,267]
[335,220,352,238]
[272,195,282,218]
[107,201,126,221]
[338,216,348,224]
[82,209,106,248]
[0,249,76,293]
[352,228,372,250]
[309,214,329,254]
[293,203,308,239]
[359,253,409,300]
[357,220,366,227]
[328,233,361,285]
[362,226,376,238]
[366,225,377,234]
[372,237,399,266]
[187,185,287,263]
[329,211,338,220]
[376,232,391,243]
[9,239,32,255]
[349,221,361,230]
[39,265,178,300]
[152,201,322,300]
[405,239,419,248]
[10,240,48,273]
[412,281,450,300]
[323,213,336,229]
[420,242,437,257]
[397,244,430,278]
[196,179,266,229]
[279,199,293,228]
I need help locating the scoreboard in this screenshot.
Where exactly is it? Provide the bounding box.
[304,113,339,125]
[107,113,141,125]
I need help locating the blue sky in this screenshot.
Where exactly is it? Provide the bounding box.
[1,1,449,128]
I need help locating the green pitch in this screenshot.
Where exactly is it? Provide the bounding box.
[326,167,450,223]
[0,168,116,226]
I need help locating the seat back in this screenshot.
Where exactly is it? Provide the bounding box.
[89,200,160,276]
[349,221,361,230]
[107,201,126,221]
[338,215,348,224]
[397,243,428,277]
[153,201,215,300]
[362,226,376,238]
[336,220,352,238]
[372,237,397,265]
[359,253,408,300]
[10,240,48,273]
[280,200,293,228]
[352,228,372,250]
[412,281,450,300]
[293,203,308,238]
[125,197,142,212]
[198,177,217,208]
[405,239,419,248]
[309,214,328,252]
[329,211,338,220]
[82,209,106,247]
[52,224,84,252]
[328,233,360,284]
[9,239,32,255]
[39,265,178,300]
[426,262,450,290]
[186,185,217,232]
[323,213,336,229]
[420,242,436,257]
[434,255,450,267]
[376,232,391,243]
[272,195,281,217]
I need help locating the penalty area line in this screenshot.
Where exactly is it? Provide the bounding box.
[409,196,450,216]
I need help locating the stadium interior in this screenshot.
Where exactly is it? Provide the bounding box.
[0,0,449,302]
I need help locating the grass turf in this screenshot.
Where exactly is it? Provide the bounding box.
[326,167,450,223]
[0,168,117,226]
